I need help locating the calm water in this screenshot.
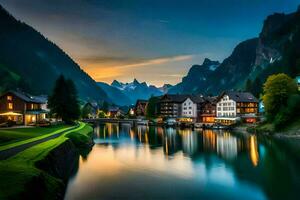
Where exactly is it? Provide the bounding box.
[65,123,300,200]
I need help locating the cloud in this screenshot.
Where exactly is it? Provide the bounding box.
[113,55,194,69]
[159,74,184,78]
[80,54,194,69]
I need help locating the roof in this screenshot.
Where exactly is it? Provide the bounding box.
[84,102,98,109]
[221,91,258,103]
[160,94,204,103]
[204,96,218,103]
[136,99,148,105]
[1,90,47,104]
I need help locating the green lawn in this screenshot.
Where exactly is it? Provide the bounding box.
[0,125,71,146]
[0,122,93,199]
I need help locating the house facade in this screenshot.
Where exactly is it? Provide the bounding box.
[0,90,48,125]
[135,100,148,117]
[82,102,98,119]
[198,97,217,124]
[157,94,188,118]
[181,97,197,118]
[215,91,259,125]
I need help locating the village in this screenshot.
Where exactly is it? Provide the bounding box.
[0,89,261,129]
[1,74,300,130]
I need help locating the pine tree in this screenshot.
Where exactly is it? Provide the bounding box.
[48,75,80,123]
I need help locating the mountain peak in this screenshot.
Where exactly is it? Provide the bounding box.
[202,58,220,67]
[133,78,140,85]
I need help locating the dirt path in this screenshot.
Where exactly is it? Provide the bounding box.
[0,126,78,160]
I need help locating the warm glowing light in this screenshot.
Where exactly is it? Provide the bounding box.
[249,135,259,167]
[8,103,13,110]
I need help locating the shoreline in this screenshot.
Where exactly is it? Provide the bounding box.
[0,122,94,200]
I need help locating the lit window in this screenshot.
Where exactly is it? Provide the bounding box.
[8,103,13,110]
[7,96,12,100]
[31,104,34,109]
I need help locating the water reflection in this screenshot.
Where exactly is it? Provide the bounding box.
[65,123,300,200]
[96,124,259,165]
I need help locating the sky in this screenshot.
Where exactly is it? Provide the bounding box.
[0,0,300,86]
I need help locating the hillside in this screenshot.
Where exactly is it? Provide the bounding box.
[170,6,300,95]
[97,82,131,106]
[0,5,108,101]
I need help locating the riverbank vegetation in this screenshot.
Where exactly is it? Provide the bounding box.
[251,73,300,134]
[0,122,93,199]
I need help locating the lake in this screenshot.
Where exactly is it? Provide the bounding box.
[64,123,300,200]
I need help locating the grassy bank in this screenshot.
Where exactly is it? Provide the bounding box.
[0,124,71,146]
[0,122,93,199]
[248,118,300,135]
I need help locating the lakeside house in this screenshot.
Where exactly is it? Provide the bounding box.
[157,94,208,123]
[134,99,148,117]
[215,91,259,125]
[107,107,123,118]
[198,96,217,124]
[82,102,99,119]
[158,94,190,118]
[0,90,48,126]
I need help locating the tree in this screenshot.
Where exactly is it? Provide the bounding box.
[81,104,92,119]
[146,96,159,118]
[101,101,109,113]
[48,75,80,123]
[98,110,106,118]
[262,73,298,120]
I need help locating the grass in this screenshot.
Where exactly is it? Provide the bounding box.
[0,125,72,147]
[0,125,79,152]
[0,122,92,199]
[248,118,300,135]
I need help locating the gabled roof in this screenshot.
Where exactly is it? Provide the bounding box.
[136,99,148,105]
[203,96,218,104]
[160,94,205,104]
[220,91,258,103]
[160,94,190,103]
[1,90,47,104]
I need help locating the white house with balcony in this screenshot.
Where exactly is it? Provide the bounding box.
[181,97,197,118]
[216,91,259,125]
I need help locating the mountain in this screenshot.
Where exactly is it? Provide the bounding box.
[169,58,220,94]
[170,6,300,95]
[159,84,173,93]
[0,5,108,102]
[97,82,131,106]
[109,79,164,105]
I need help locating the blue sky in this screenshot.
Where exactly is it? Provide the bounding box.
[1,0,299,86]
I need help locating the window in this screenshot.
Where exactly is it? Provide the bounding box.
[7,96,12,101]
[189,111,191,114]
[8,103,13,110]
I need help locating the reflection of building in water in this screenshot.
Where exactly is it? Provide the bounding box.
[137,125,149,143]
[249,135,259,166]
[202,130,217,151]
[163,128,180,156]
[216,132,238,160]
[180,129,198,156]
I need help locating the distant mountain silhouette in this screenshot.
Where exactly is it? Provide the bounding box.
[169,6,300,95]
[99,79,166,105]
[0,5,108,102]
